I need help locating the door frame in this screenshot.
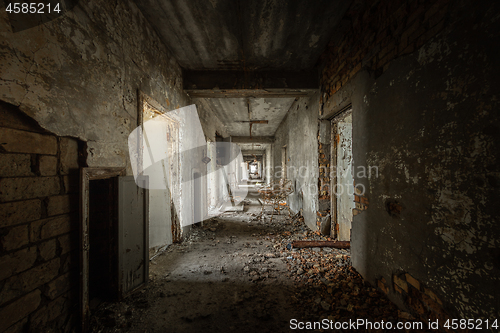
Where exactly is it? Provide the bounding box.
[329,105,353,239]
[80,167,125,332]
[137,90,181,244]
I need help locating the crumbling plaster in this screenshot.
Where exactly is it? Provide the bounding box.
[273,93,320,230]
[323,4,500,320]
[0,0,190,171]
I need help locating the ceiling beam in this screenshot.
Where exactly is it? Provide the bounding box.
[184,70,318,98]
[232,136,274,144]
[242,150,266,155]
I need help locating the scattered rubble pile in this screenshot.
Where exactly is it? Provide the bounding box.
[90,211,427,332]
[248,214,426,330]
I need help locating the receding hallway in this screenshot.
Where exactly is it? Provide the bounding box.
[0,0,499,332]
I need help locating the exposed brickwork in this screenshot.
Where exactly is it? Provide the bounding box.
[0,101,82,332]
[319,0,451,112]
[377,277,389,295]
[353,185,369,216]
[316,141,331,229]
[392,273,452,332]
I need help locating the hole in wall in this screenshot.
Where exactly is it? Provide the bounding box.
[385,199,403,218]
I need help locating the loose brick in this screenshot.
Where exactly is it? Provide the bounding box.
[0,177,60,202]
[59,137,79,175]
[0,154,33,177]
[0,128,57,155]
[0,289,41,332]
[405,273,420,290]
[0,199,41,228]
[39,239,57,261]
[0,258,60,305]
[38,155,58,176]
[47,194,78,216]
[1,225,29,251]
[393,274,408,293]
[0,246,37,281]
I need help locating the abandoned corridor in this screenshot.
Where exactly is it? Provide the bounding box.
[0,0,498,332]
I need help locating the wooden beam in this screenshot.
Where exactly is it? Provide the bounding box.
[232,136,274,144]
[187,89,313,98]
[241,150,266,155]
[184,70,318,98]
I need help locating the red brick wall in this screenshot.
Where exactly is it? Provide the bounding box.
[0,101,82,332]
[319,0,451,112]
[316,141,331,230]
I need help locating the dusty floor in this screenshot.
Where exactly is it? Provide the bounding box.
[90,189,425,332]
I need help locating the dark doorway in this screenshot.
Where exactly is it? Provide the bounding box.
[193,171,202,224]
[88,178,119,306]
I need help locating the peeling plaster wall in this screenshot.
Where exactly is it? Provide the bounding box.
[328,2,500,322]
[194,99,229,142]
[0,0,190,171]
[273,93,320,229]
[194,100,229,212]
[0,0,231,242]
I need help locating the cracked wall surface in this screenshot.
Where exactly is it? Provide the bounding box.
[0,1,232,330]
[321,0,500,324]
[0,0,190,171]
[273,93,320,230]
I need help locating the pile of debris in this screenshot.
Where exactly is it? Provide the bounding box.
[268,215,421,328]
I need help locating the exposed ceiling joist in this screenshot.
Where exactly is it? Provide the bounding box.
[187,90,312,98]
[232,136,274,144]
[242,150,266,155]
[184,70,318,98]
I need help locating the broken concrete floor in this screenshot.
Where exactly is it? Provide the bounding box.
[90,194,424,332]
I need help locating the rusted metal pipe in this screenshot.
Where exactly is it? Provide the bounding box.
[291,240,350,249]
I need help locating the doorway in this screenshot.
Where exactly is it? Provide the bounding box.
[330,108,354,241]
[80,167,124,332]
[80,168,149,332]
[138,92,181,247]
[88,178,118,306]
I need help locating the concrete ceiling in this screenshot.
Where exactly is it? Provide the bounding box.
[134,0,351,138]
[198,97,294,136]
[134,0,351,70]
[239,143,270,152]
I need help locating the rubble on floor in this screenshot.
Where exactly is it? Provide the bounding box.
[90,209,426,332]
